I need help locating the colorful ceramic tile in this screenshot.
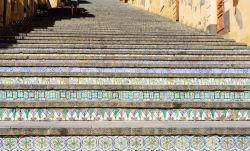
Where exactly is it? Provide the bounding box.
[2,67,250,74]
[0,77,250,85]
[0,108,248,121]
[0,136,249,150]
[0,90,249,102]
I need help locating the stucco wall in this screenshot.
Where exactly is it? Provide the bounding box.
[127,0,178,21]
[160,0,178,21]
[179,0,217,33]
[223,0,250,45]
[124,0,250,45]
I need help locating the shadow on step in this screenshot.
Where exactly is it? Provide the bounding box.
[0,7,95,48]
[78,0,92,4]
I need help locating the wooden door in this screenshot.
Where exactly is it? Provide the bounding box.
[11,0,16,22]
[3,0,7,26]
[176,0,179,21]
[217,0,224,32]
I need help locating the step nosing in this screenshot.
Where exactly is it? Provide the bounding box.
[0,121,249,136]
[0,85,249,90]
[0,73,249,78]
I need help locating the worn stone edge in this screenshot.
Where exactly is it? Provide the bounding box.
[1,63,250,69]
[0,85,249,91]
[0,128,249,136]
[0,72,250,77]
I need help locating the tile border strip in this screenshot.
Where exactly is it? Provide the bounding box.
[0,136,249,150]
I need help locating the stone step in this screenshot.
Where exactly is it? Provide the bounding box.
[0,90,247,102]
[0,37,233,42]
[0,26,202,32]
[10,34,226,39]
[0,72,249,78]
[0,67,250,78]
[0,121,249,136]
[0,35,229,40]
[47,23,198,27]
[1,60,250,69]
[0,85,250,91]
[0,54,250,60]
[0,107,248,121]
[34,28,191,32]
[29,31,210,35]
[1,40,241,46]
[24,31,214,37]
[0,49,249,55]
[2,44,246,49]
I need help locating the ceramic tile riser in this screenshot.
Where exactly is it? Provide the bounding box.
[0,0,249,150]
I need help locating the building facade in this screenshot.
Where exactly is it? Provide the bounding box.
[124,0,250,45]
[0,0,60,27]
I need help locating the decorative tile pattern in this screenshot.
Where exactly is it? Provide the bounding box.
[0,136,249,150]
[0,90,249,102]
[0,108,248,121]
[0,77,249,85]
[0,109,20,121]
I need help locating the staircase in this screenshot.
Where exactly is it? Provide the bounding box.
[0,0,249,150]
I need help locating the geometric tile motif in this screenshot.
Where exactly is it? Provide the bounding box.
[0,109,20,121]
[0,77,250,85]
[0,136,249,150]
[0,90,249,102]
[0,108,248,121]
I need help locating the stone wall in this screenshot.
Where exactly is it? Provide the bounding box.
[0,0,60,27]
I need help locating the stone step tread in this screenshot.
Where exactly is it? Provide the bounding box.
[1,60,250,68]
[28,31,212,35]
[19,33,219,36]
[0,49,249,55]
[1,42,242,46]
[0,39,234,43]
[0,35,228,38]
[0,54,250,60]
[29,30,204,33]
[1,35,228,40]
[0,121,249,136]
[0,85,250,90]
[0,101,248,109]
[3,44,247,49]
[3,42,243,45]
[1,60,250,63]
[1,72,249,78]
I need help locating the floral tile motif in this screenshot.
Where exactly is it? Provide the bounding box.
[0,136,249,150]
[0,77,250,85]
[0,90,249,102]
[0,108,248,121]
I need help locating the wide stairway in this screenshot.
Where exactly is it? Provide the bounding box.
[0,0,249,150]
